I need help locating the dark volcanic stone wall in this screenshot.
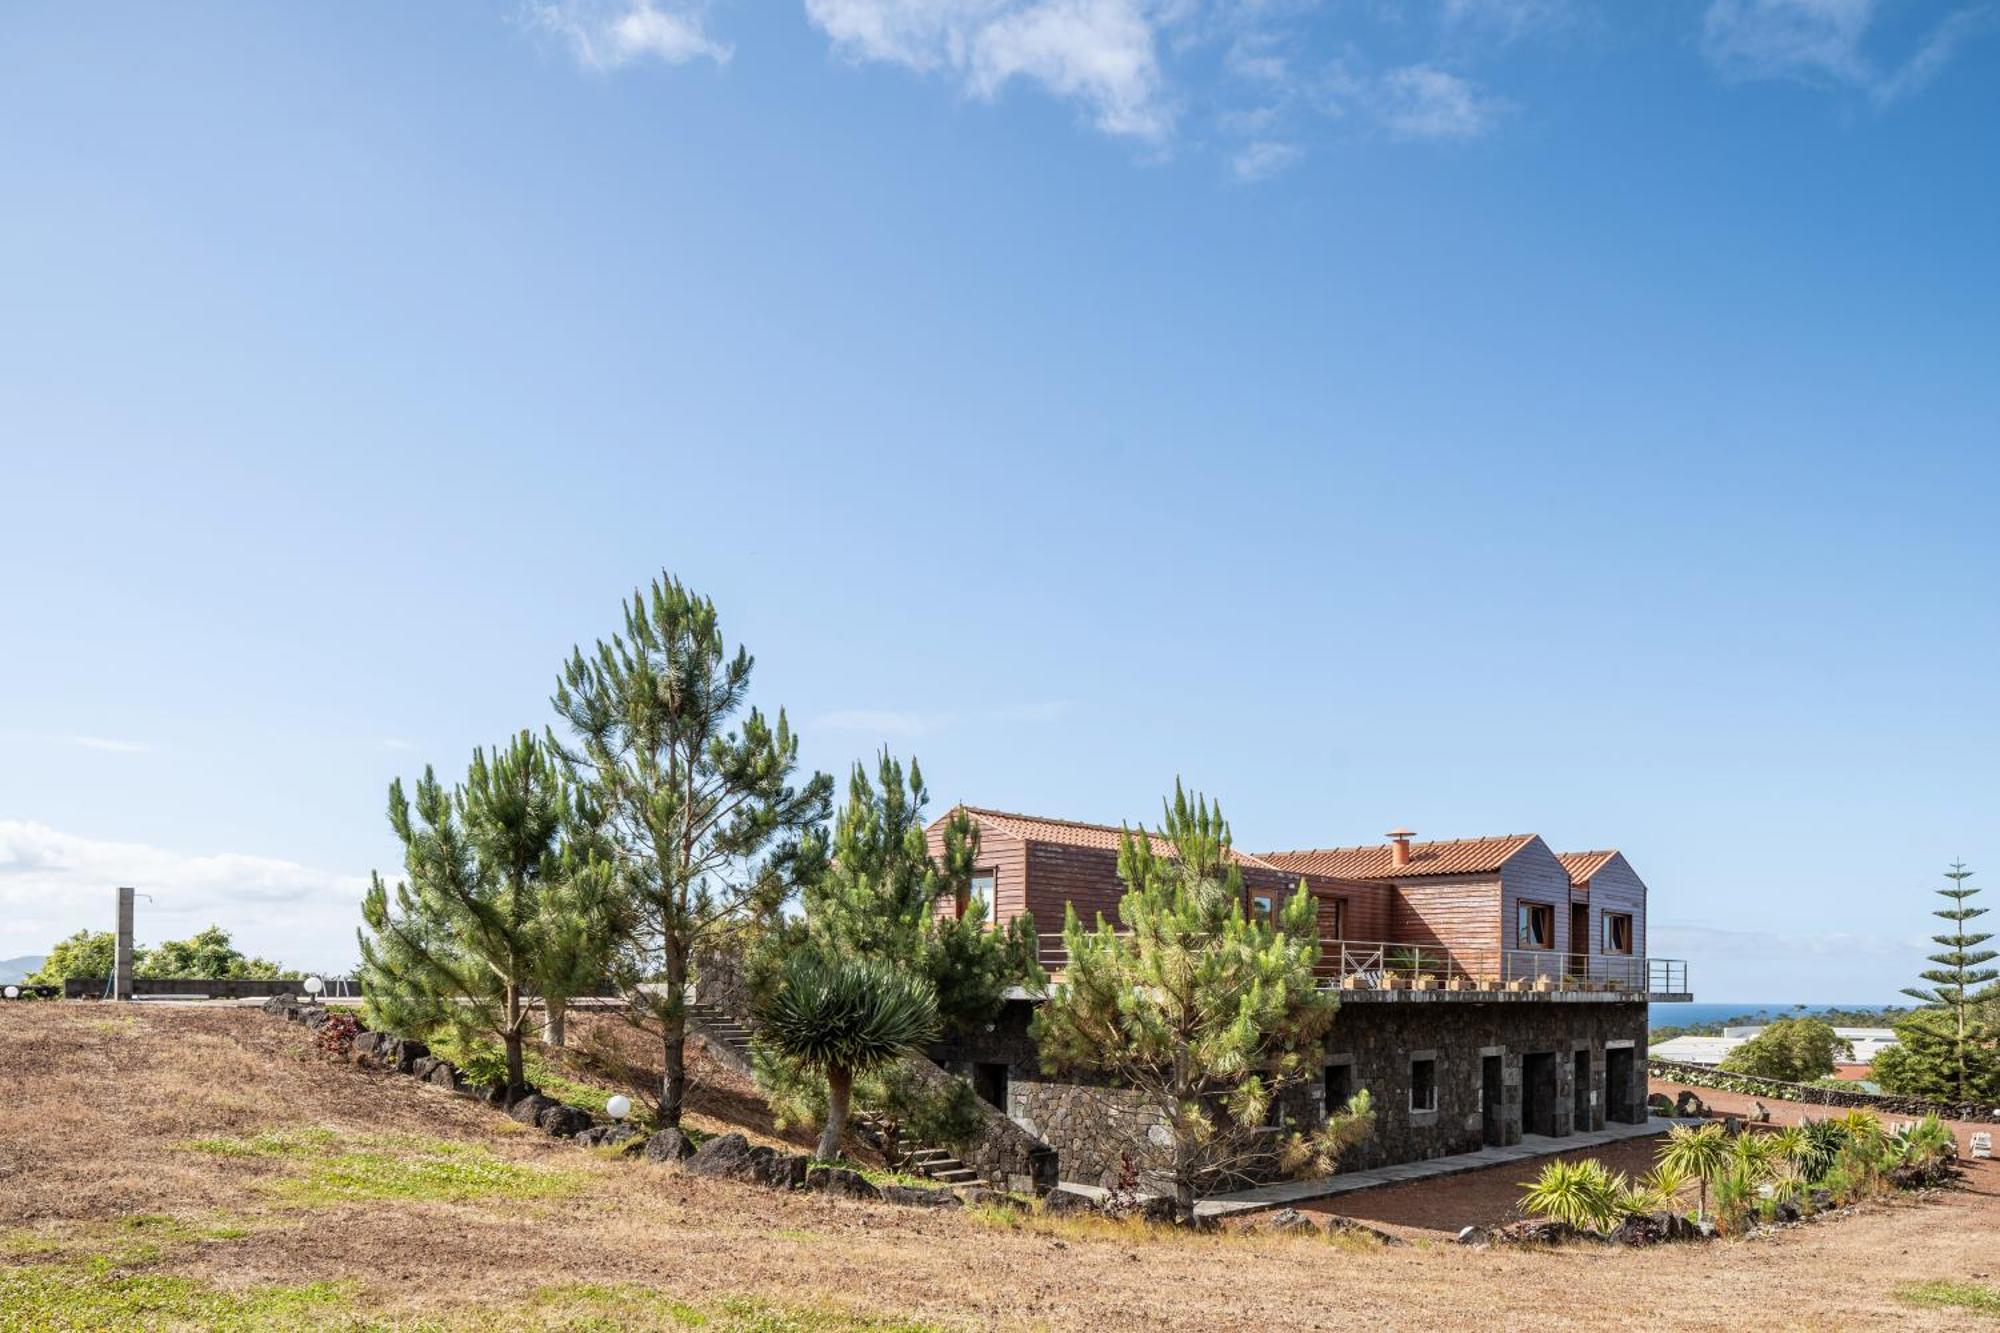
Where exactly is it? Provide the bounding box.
[939,996,1650,1187]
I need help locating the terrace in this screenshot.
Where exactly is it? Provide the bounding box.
[1036,934,1691,1001]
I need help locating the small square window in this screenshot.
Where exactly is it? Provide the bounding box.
[1249,894,1274,924]
[1410,1057,1438,1113]
[1602,912,1633,955]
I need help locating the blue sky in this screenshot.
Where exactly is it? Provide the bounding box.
[2,1,1996,1000]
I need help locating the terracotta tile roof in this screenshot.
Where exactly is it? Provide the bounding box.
[941,806,1288,870]
[1556,850,1619,886]
[1254,834,1539,880]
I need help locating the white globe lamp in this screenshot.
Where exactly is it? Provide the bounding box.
[606,1094,632,1122]
[3,986,17,1000]
[303,976,325,998]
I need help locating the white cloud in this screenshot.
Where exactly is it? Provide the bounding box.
[1231,138,1303,181]
[1373,64,1502,139]
[806,0,1171,138]
[71,736,151,754]
[382,738,417,752]
[529,0,732,69]
[0,821,370,972]
[1701,0,1991,103]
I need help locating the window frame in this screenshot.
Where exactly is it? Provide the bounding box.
[963,868,998,925]
[1602,911,1634,956]
[1409,1055,1439,1114]
[1517,901,1555,950]
[1249,892,1275,925]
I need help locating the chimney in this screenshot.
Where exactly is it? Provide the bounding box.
[1386,828,1415,868]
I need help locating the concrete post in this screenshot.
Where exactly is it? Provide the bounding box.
[113,885,135,1001]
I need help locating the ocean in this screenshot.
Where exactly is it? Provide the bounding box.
[1649,1002,1905,1029]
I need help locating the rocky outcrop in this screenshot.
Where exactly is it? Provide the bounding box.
[806,1166,881,1200]
[641,1129,697,1163]
[538,1104,594,1139]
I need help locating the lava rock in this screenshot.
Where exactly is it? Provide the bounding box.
[881,1184,960,1208]
[1489,1218,1594,1247]
[956,1186,1029,1212]
[682,1132,755,1179]
[642,1129,697,1163]
[1455,1225,1487,1246]
[409,1056,444,1082]
[509,1093,560,1126]
[538,1104,593,1139]
[1040,1189,1099,1216]
[1673,1091,1706,1118]
[1323,1215,1406,1246]
[745,1147,810,1189]
[424,1061,461,1091]
[806,1166,881,1200]
[1263,1208,1320,1236]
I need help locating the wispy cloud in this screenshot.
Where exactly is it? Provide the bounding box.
[1701,0,1994,103]
[71,736,151,754]
[1231,139,1303,181]
[1372,64,1505,139]
[806,0,1171,139]
[0,821,369,971]
[382,738,417,752]
[527,0,732,69]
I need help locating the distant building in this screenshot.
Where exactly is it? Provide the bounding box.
[1652,1026,1898,1079]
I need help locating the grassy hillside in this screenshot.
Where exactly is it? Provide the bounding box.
[1,1005,1994,1331]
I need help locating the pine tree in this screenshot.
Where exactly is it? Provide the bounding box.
[551,573,832,1127]
[1881,862,2000,1102]
[359,732,606,1096]
[1032,783,1371,1224]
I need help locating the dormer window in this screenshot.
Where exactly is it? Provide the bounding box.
[1603,912,1633,955]
[959,869,998,925]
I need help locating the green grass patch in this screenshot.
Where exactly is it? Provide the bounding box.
[177,1126,586,1206]
[0,1214,254,1269]
[179,1126,341,1158]
[1897,1280,2000,1318]
[520,1286,947,1332]
[0,1262,356,1332]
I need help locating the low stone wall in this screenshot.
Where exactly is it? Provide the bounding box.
[64,976,354,1000]
[1648,1059,2000,1123]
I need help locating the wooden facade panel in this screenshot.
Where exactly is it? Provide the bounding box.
[1579,852,1648,960]
[1501,839,1576,960]
[1388,875,1504,962]
[925,825,1029,926]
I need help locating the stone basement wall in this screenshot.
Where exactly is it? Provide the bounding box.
[941,998,1652,1187]
[1323,999,1650,1170]
[1648,1059,2000,1123]
[65,976,351,1000]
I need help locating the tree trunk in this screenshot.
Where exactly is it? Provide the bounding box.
[543,1001,566,1048]
[818,1065,853,1163]
[660,946,688,1128]
[1174,1173,1197,1226]
[504,1030,525,1099]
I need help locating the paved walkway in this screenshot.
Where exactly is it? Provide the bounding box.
[1191,1116,1687,1217]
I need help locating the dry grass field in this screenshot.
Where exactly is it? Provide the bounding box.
[3,1005,1998,1332]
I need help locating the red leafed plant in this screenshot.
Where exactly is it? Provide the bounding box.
[316,1012,362,1058]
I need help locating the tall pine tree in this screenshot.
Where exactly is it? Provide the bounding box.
[551,573,832,1127]
[359,732,609,1095]
[1032,783,1371,1223]
[1876,862,2000,1102]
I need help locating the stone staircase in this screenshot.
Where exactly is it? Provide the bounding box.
[685,1001,756,1068]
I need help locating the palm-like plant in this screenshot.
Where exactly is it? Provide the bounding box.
[1519,1158,1619,1232]
[1797,1118,1845,1179]
[1729,1129,1777,1179]
[1892,1113,1957,1171]
[1658,1122,1731,1222]
[754,951,941,1161]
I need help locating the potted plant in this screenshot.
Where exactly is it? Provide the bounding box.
[1446,974,1473,992]
[1414,973,1438,991]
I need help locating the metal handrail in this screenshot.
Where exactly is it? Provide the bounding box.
[1035,931,1686,996]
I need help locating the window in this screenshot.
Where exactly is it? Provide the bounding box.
[1324,1062,1354,1116]
[1602,912,1634,955]
[961,870,997,925]
[1410,1057,1438,1114]
[1517,902,1554,949]
[1249,893,1274,924]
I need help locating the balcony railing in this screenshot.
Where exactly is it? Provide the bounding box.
[1036,933,1687,997]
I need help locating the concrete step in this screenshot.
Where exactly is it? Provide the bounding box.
[928,1168,978,1184]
